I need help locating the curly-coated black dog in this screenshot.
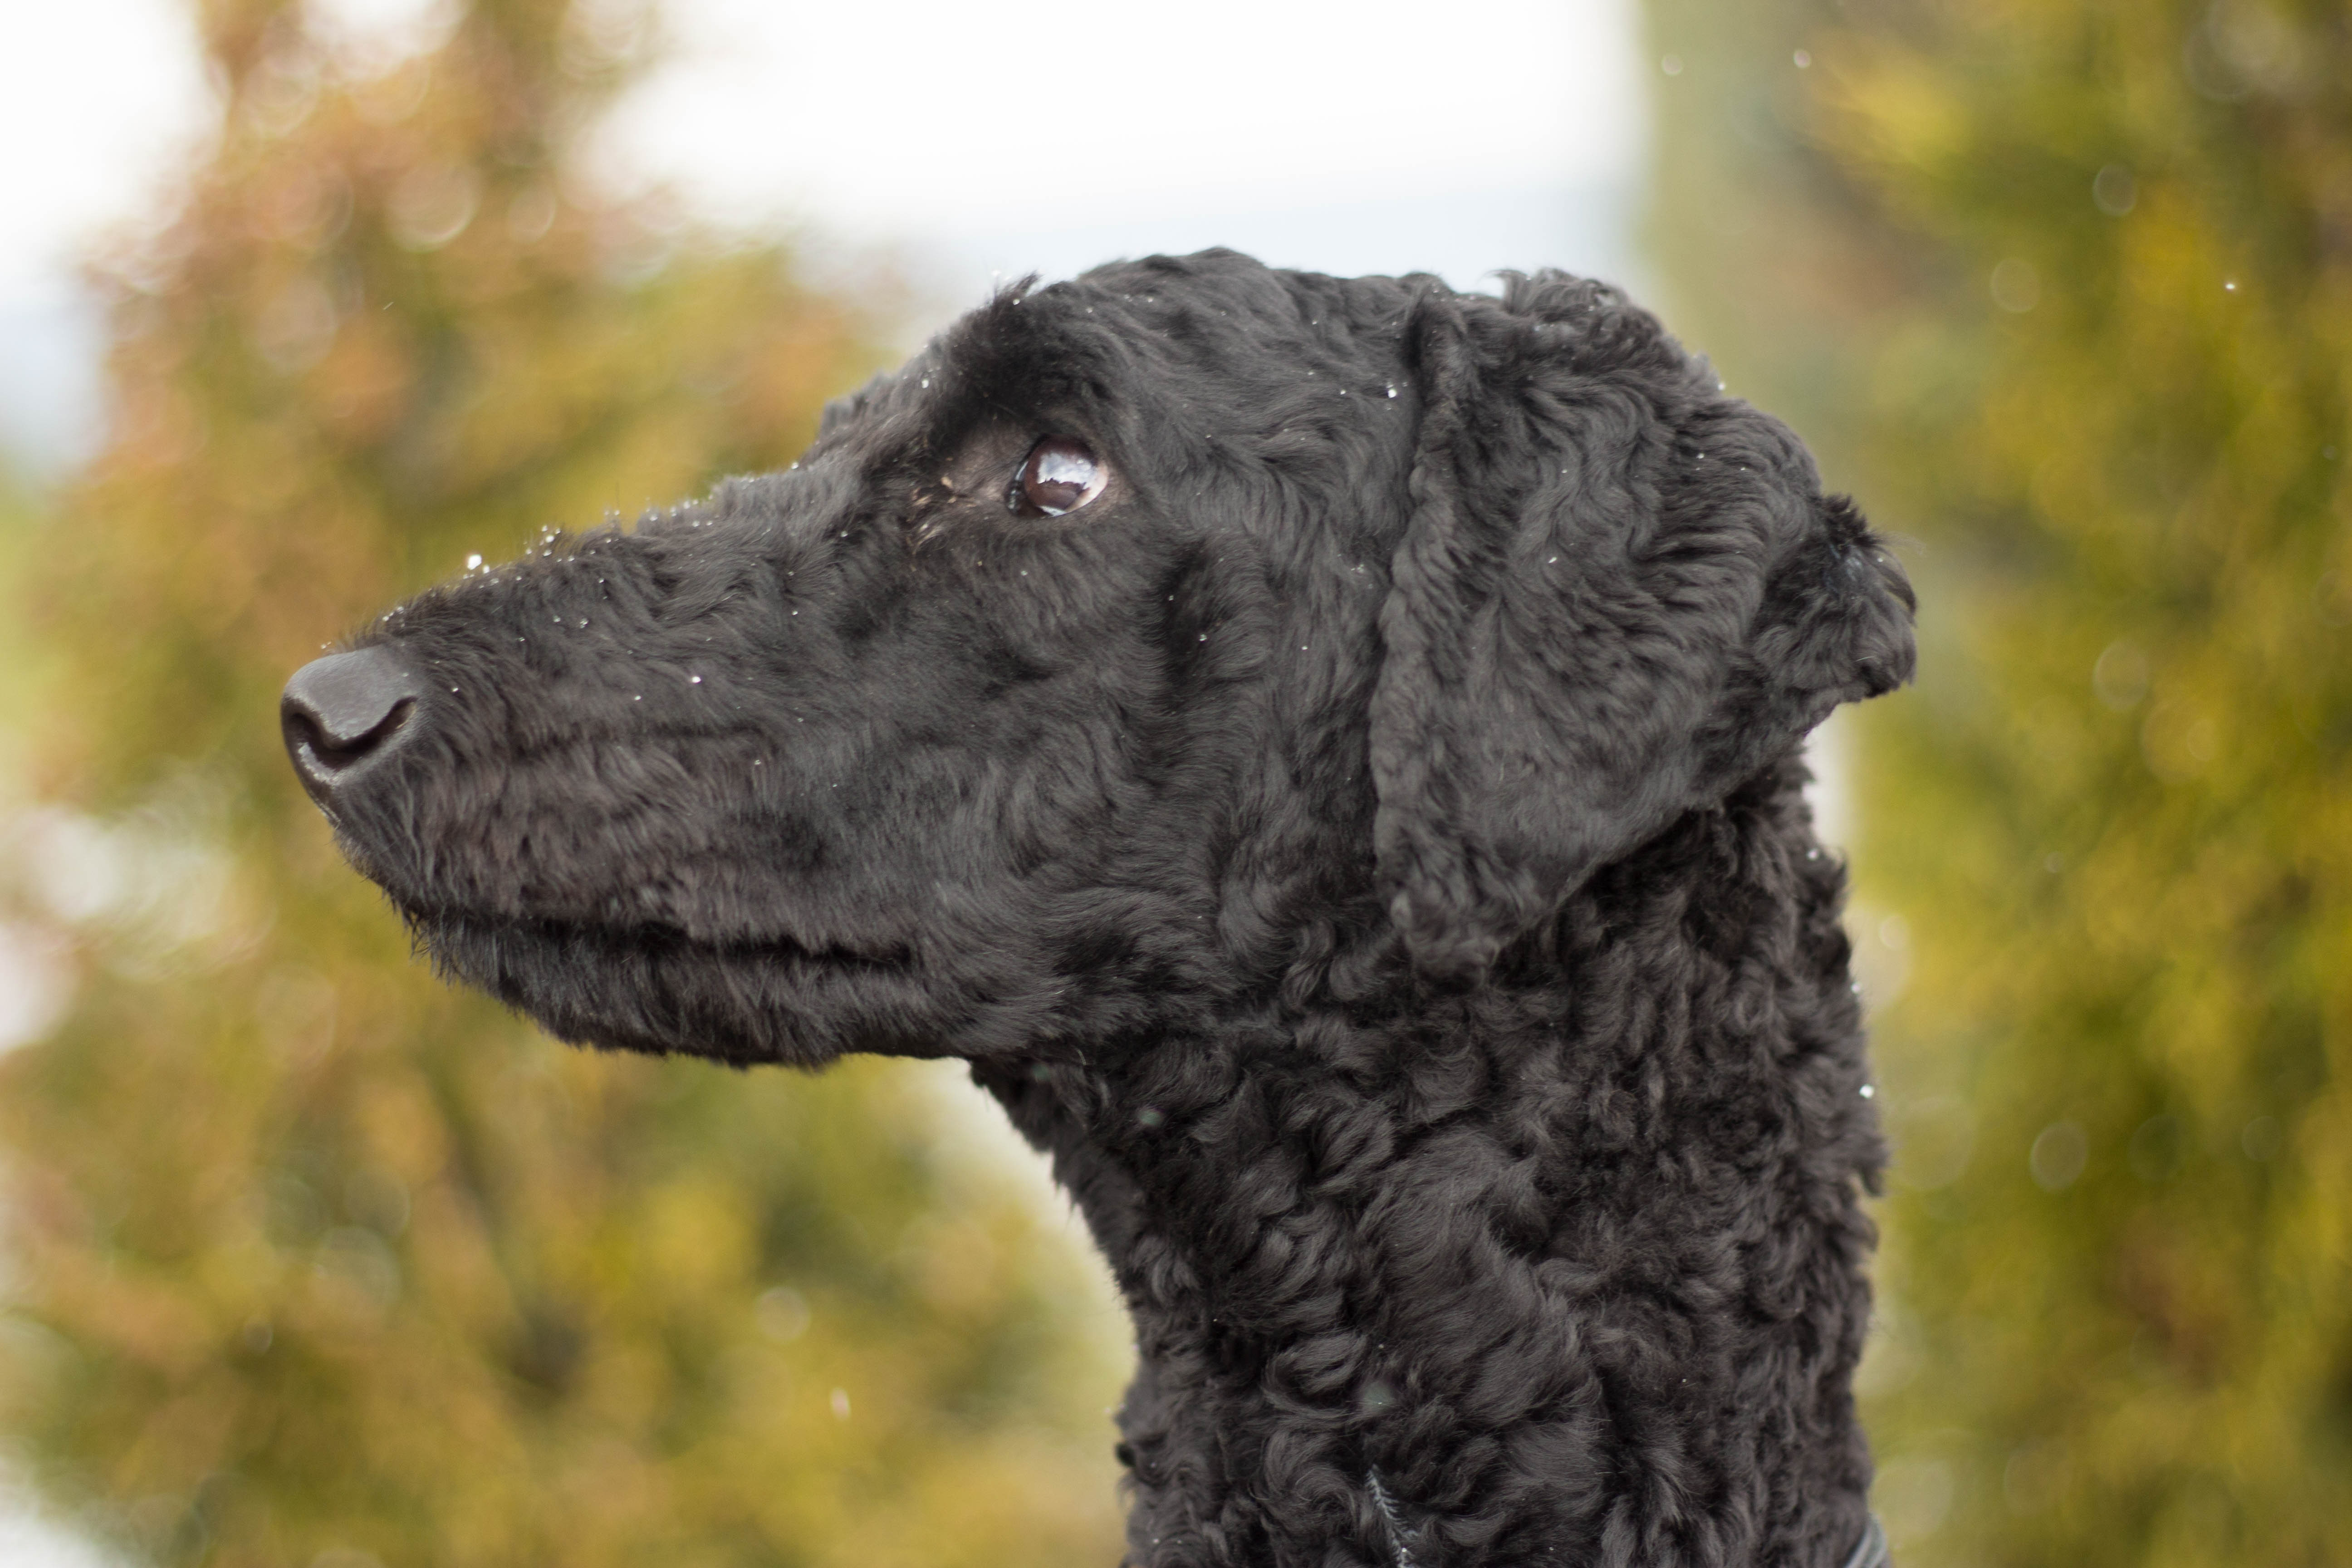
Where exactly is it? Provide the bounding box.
[282,250,1913,1568]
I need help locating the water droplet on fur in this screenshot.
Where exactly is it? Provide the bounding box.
[1386,384,1398,398]
[1860,1084,1875,1098]
[466,553,483,569]
[689,675,702,684]
[1136,1106,1165,1129]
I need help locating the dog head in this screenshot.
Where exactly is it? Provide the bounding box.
[282,250,1912,1062]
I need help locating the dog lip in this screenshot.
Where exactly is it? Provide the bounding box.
[409,903,900,970]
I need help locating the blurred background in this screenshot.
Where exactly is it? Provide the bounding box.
[0,0,2341,1563]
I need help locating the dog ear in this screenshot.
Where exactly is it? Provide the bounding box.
[1367,281,1916,982]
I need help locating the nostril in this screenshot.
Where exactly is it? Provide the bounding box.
[285,695,413,765]
[282,647,427,801]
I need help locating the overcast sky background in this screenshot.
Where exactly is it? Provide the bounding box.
[0,2,1646,1558]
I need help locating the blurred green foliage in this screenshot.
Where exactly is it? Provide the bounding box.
[0,2,1125,1563]
[1646,0,2352,1562]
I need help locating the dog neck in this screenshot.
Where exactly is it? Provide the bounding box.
[973,769,1884,1568]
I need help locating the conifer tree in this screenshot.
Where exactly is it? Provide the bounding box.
[0,3,1124,1563]
[1646,2,2352,1563]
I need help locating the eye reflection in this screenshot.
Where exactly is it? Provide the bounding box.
[1009,436,1106,518]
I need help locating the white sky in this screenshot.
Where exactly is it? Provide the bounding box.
[602,0,1642,230]
[0,0,213,301]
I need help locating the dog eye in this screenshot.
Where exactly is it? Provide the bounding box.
[1009,436,1106,519]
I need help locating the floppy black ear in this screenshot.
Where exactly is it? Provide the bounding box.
[1368,279,1916,982]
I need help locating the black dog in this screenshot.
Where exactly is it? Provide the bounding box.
[283,251,1913,1568]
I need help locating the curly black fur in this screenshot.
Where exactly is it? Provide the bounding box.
[290,251,1916,1567]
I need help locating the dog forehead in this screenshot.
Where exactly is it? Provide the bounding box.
[799,255,1399,488]
[934,254,1418,415]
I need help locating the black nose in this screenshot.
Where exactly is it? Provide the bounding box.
[282,647,427,806]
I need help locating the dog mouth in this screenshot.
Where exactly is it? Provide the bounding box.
[398,902,925,1063]
[407,904,905,975]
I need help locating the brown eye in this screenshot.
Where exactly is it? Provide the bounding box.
[1009,436,1106,518]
